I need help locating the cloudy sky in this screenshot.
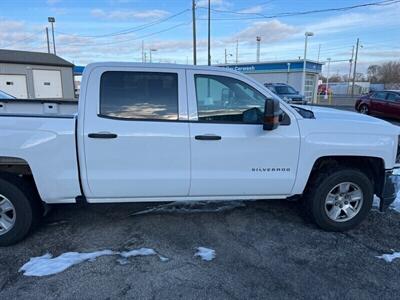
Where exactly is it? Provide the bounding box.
[0,0,399,75]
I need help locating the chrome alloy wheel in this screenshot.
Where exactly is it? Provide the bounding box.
[0,194,16,235]
[324,182,364,222]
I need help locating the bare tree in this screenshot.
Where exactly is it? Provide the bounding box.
[378,61,400,84]
[328,75,342,82]
[367,65,381,83]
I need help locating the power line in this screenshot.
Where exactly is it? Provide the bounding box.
[56,9,190,39]
[58,21,192,47]
[197,0,400,20]
[0,30,44,48]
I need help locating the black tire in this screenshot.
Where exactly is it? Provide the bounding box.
[304,168,373,231]
[359,104,369,115]
[0,174,40,246]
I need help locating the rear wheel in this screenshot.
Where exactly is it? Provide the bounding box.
[359,104,369,114]
[0,175,40,246]
[304,168,373,231]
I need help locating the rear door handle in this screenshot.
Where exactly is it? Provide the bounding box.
[88,132,118,139]
[195,134,222,141]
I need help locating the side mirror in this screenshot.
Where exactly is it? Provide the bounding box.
[263,98,281,130]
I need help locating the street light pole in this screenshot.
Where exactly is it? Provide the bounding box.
[45,27,50,54]
[149,49,157,63]
[224,49,233,64]
[324,58,331,101]
[48,17,56,55]
[302,32,314,97]
[256,36,261,62]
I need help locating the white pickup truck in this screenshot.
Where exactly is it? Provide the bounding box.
[0,62,398,245]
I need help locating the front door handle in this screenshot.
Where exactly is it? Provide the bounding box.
[88,132,118,139]
[195,134,222,141]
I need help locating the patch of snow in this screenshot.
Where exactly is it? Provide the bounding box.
[372,196,381,211]
[372,193,400,213]
[120,247,157,258]
[159,256,169,262]
[391,192,400,213]
[195,247,216,261]
[376,251,400,263]
[19,250,115,277]
[20,247,169,277]
[116,258,129,265]
[132,201,246,216]
[390,175,400,212]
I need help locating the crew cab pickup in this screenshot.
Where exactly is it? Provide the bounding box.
[0,62,398,245]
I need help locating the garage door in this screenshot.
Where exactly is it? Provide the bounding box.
[0,74,28,98]
[33,69,63,99]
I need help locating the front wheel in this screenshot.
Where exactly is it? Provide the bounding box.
[359,104,369,115]
[304,168,373,231]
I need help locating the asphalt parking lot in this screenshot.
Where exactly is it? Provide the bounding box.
[0,199,400,299]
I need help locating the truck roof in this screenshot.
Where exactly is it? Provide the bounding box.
[83,62,243,76]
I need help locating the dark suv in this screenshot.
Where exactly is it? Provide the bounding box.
[264,83,307,104]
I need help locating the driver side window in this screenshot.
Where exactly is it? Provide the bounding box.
[194,74,266,123]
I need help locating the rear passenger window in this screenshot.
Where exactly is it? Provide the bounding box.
[387,93,399,101]
[372,92,387,100]
[100,71,178,120]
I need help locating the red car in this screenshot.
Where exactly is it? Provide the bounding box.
[318,84,332,95]
[355,90,400,119]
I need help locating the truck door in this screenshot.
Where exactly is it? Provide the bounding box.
[186,70,300,197]
[80,67,190,200]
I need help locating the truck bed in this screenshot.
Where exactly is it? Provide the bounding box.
[0,98,78,117]
[0,103,81,203]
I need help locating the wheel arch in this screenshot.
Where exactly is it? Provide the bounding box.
[305,156,385,196]
[0,156,43,205]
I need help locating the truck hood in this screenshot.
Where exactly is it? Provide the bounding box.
[295,105,385,123]
[293,105,400,133]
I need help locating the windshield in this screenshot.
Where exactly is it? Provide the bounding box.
[0,90,15,99]
[274,85,297,95]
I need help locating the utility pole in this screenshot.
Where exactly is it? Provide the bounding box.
[141,41,144,63]
[256,36,261,62]
[207,0,211,66]
[45,27,50,54]
[235,40,239,63]
[348,45,355,95]
[351,38,360,97]
[225,48,227,64]
[48,17,56,55]
[317,44,321,62]
[192,0,197,65]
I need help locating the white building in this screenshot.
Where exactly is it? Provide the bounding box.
[220,60,323,101]
[0,49,75,100]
